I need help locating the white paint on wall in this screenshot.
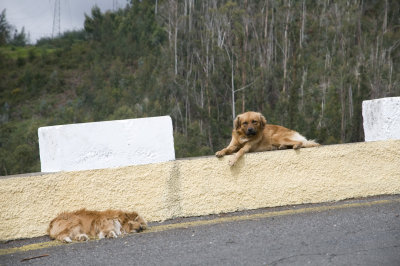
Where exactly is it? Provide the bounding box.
[38,116,175,172]
[362,97,400,142]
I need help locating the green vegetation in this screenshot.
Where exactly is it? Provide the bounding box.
[0,0,399,175]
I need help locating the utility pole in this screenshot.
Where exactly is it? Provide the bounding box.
[52,0,60,38]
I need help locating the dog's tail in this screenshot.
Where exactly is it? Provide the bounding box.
[302,139,320,148]
[291,132,320,148]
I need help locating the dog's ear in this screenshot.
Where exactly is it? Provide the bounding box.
[234,115,241,130]
[259,113,267,128]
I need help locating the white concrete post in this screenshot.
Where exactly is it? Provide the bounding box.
[362,97,400,142]
[38,116,175,172]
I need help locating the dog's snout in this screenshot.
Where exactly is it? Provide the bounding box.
[246,128,256,135]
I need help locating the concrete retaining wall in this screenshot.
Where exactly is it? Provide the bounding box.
[1,140,400,240]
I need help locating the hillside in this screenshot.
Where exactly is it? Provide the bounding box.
[0,0,399,175]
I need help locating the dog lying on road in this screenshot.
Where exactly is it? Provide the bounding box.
[215,111,320,166]
[48,208,147,243]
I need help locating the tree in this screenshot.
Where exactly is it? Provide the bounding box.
[0,9,12,45]
[10,27,28,46]
[1,0,400,175]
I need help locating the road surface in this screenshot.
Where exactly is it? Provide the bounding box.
[1,195,399,265]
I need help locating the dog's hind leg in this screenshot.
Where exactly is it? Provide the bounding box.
[277,138,302,149]
[284,138,303,149]
[69,225,87,241]
[54,229,74,243]
[98,231,105,239]
[276,132,307,150]
[112,220,122,235]
[102,219,119,238]
[284,132,319,149]
[56,234,73,243]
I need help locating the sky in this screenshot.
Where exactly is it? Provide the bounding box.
[1,0,127,44]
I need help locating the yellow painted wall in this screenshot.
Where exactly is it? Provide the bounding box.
[1,140,399,240]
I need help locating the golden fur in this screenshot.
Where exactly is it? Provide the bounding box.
[216,111,320,166]
[48,209,147,243]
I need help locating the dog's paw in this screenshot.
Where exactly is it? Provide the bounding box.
[63,237,72,243]
[215,151,225,158]
[239,137,249,144]
[107,231,118,238]
[76,234,89,241]
[293,144,301,150]
[228,158,237,167]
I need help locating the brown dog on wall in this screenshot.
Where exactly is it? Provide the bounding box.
[215,111,320,166]
[48,209,147,243]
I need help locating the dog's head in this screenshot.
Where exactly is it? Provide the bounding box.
[122,212,147,233]
[234,111,267,137]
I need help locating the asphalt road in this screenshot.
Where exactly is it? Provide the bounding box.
[1,195,400,266]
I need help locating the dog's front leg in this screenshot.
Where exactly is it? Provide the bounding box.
[215,138,239,157]
[215,145,238,157]
[228,143,251,166]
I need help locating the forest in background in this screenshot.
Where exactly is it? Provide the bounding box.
[0,0,399,175]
